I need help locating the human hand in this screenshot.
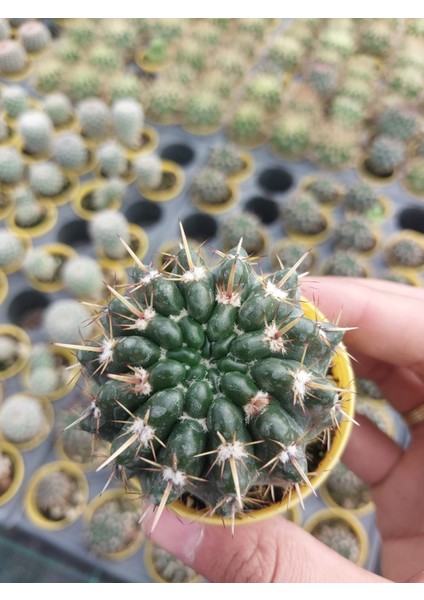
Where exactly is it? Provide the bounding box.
[141,277,424,583]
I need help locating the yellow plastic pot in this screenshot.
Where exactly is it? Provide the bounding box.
[0,270,8,305]
[0,324,31,381]
[72,179,122,221]
[192,181,238,215]
[138,160,185,203]
[24,242,77,293]
[125,126,159,159]
[6,200,58,239]
[97,224,149,269]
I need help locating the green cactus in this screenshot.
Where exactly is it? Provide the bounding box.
[176,40,206,71]
[109,73,143,101]
[76,97,111,141]
[322,250,368,277]
[266,36,303,71]
[0,19,11,41]
[101,18,136,53]
[376,106,419,142]
[43,298,95,344]
[331,95,364,128]
[142,37,168,66]
[270,241,315,274]
[390,67,424,101]
[85,496,141,556]
[364,135,406,177]
[28,342,56,370]
[207,145,246,177]
[23,247,62,283]
[271,113,310,158]
[65,67,102,103]
[281,192,328,237]
[285,83,322,119]
[203,71,232,100]
[147,80,184,123]
[0,39,28,74]
[13,186,48,229]
[344,182,385,219]
[97,141,127,178]
[149,544,198,582]
[236,18,268,40]
[386,237,424,268]
[29,162,66,198]
[305,61,339,99]
[312,123,356,169]
[112,98,144,149]
[220,212,266,254]
[191,167,231,205]
[65,19,96,47]
[304,176,342,206]
[339,77,373,104]
[320,28,355,58]
[27,366,61,396]
[0,394,47,445]
[57,407,109,466]
[42,92,74,128]
[1,85,29,119]
[333,215,377,253]
[0,230,26,270]
[0,146,24,185]
[229,103,264,146]
[133,154,162,190]
[33,58,63,93]
[18,20,51,53]
[91,178,127,210]
[18,110,53,155]
[345,54,378,83]
[215,49,246,78]
[404,157,424,194]
[246,74,281,112]
[53,131,89,171]
[325,461,372,510]
[89,209,131,260]
[360,22,392,57]
[88,44,121,73]
[62,255,104,300]
[310,518,361,563]
[56,39,81,64]
[183,92,222,130]
[62,233,353,527]
[35,469,84,521]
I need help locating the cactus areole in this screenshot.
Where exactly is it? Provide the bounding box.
[60,227,355,532]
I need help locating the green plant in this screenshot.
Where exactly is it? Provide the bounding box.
[385,237,424,268]
[43,298,95,344]
[0,230,26,270]
[76,97,111,141]
[304,176,342,205]
[29,162,66,197]
[96,141,127,178]
[246,73,281,112]
[149,544,198,582]
[266,36,303,71]
[0,335,20,370]
[360,22,392,57]
[176,39,206,71]
[281,192,328,236]
[0,146,25,185]
[62,255,104,300]
[389,67,424,101]
[13,186,48,229]
[133,154,162,190]
[345,54,378,82]
[312,123,356,169]
[344,182,384,219]
[271,113,310,158]
[320,28,355,58]
[52,132,89,171]
[404,157,424,194]
[42,92,74,128]
[143,37,168,65]
[333,215,378,253]
[89,209,131,260]
[229,102,264,145]
[18,110,53,155]
[330,95,364,128]
[18,20,51,53]
[57,406,109,466]
[322,250,368,277]
[33,58,63,94]
[270,242,315,274]
[88,44,121,73]
[1,84,29,118]
[147,80,184,123]
[364,135,406,177]
[109,73,143,101]
[0,394,46,445]
[35,470,83,521]
[61,231,353,529]
[112,98,144,149]
[310,517,361,562]
[325,461,371,510]
[305,61,339,99]
[0,39,28,74]
[207,145,246,177]
[376,106,419,142]
[183,92,222,130]
[23,247,62,283]
[191,167,231,205]
[220,212,266,254]
[339,77,372,104]
[65,66,102,103]
[92,178,127,210]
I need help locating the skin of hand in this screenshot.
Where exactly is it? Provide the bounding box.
[141,277,424,583]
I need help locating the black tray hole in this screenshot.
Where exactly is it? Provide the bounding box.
[8,289,50,330]
[125,200,162,227]
[181,214,218,243]
[398,207,424,234]
[57,219,90,247]
[161,143,195,166]
[258,167,293,193]
[245,196,279,225]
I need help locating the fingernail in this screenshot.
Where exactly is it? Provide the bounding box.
[141,506,204,565]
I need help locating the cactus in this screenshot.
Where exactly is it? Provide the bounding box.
[35,470,84,521]
[331,95,364,128]
[322,250,368,277]
[266,36,303,71]
[76,97,111,141]
[0,39,28,74]
[0,146,25,185]
[0,230,26,270]
[142,37,168,66]
[345,54,378,83]
[356,377,384,400]
[27,366,61,396]
[88,44,121,72]
[270,241,315,274]
[29,162,66,198]
[112,98,144,149]
[220,212,266,254]
[320,28,355,58]
[191,167,231,205]
[56,39,81,64]
[246,74,281,112]
[183,92,222,130]
[207,145,246,177]
[312,123,356,169]
[0,451,13,497]
[57,407,109,466]
[28,342,56,370]
[109,73,142,101]
[310,518,361,563]
[0,19,11,41]
[360,21,392,57]
[304,176,342,206]
[65,67,102,103]
[271,113,310,158]
[1,84,29,119]
[62,255,104,300]
[404,157,424,194]
[23,247,62,283]
[33,58,63,93]
[305,61,339,99]
[18,110,53,155]
[339,77,372,104]
[229,102,264,146]
[89,210,131,260]
[281,192,328,237]
[85,496,141,556]
[147,80,184,123]
[43,298,95,344]
[333,215,378,253]
[13,186,48,229]
[344,182,384,219]
[101,18,136,53]
[65,19,96,46]
[215,49,245,78]
[385,237,424,268]
[133,154,162,190]
[149,544,198,582]
[0,334,20,370]
[52,132,89,171]
[91,178,127,210]
[364,135,406,177]
[18,20,51,53]
[42,92,74,128]
[97,141,127,178]
[60,231,353,529]
[176,39,206,71]
[376,106,419,142]
[390,67,424,101]
[0,394,47,444]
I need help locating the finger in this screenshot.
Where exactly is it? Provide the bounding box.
[141,507,385,583]
[301,277,424,380]
[352,350,424,415]
[342,414,403,486]
[304,276,424,301]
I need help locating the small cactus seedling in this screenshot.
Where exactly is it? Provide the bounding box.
[109,73,143,102]
[0,39,28,74]
[322,250,368,278]
[385,236,424,269]
[35,469,84,522]
[1,85,29,119]
[148,543,198,582]
[88,43,122,73]
[246,73,281,112]
[333,215,378,253]
[62,255,104,300]
[0,334,21,371]
[376,106,419,142]
[112,98,144,150]
[133,154,162,191]
[52,132,89,171]
[389,66,424,101]
[312,123,357,170]
[18,20,51,54]
[0,146,25,186]
[183,92,223,131]
[404,157,424,195]
[18,110,54,156]
[281,192,328,237]
[42,298,95,345]
[42,92,74,128]
[33,58,63,94]
[58,228,355,532]
[97,141,128,178]
[330,95,364,129]
[220,212,266,255]
[304,176,343,206]
[364,135,406,178]
[324,462,372,510]
[305,61,339,99]
[320,28,355,59]
[146,80,184,124]
[191,167,232,206]
[64,67,102,103]
[0,230,26,271]
[359,21,392,57]
[29,162,66,198]
[76,98,111,141]
[13,187,48,229]
[271,113,310,159]
[229,102,265,146]
[309,517,362,563]
[89,209,131,260]
[266,36,303,71]
[344,182,385,220]
[0,394,47,445]
[270,242,315,274]
[207,145,246,178]
[23,247,63,284]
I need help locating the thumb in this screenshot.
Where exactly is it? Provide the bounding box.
[141,506,386,583]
